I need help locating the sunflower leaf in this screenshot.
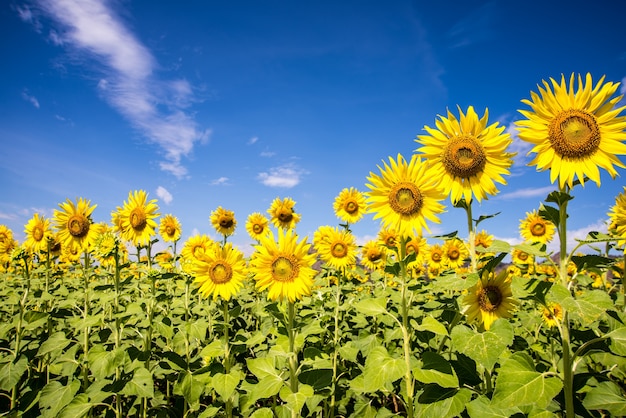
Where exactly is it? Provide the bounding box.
[582,381,626,416]
[450,319,514,371]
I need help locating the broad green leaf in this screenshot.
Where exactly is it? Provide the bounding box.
[120,367,154,398]
[338,341,359,362]
[37,331,69,357]
[39,379,80,418]
[466,394,521,418]
[198,339,224,363]
[513,243,548,258]
[451,319,514,371]
[607,325,626,356]
[359,346,407,393]
[0,356,28,391]
[57,394,92,418]
[249,408,274,418]
[354,297,388,316]
[582,381,626,416]
[247,356,280,379]
[174,370,206,408]
[415,316,448,336]
[213,370,242,400]
[415,387,472,418]
[88,346,126,379]
[279,384,314,415]
[549,284,613,326]
[298,368,333,390]
[412,351,458,388]
[242,374,283,407]
[491,352,562,409]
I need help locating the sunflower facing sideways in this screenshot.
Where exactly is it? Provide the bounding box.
[516,73,626,189]
[608,186,626,252]
[115,190,160,247]
[250,228,317,303]
[192,242,247,301]
[365,154,446,237]
[463,270,517,330]
[54,197,98,251]
[416,106,514,204]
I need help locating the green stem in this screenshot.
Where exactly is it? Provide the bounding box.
[621,253,626,312]
[114,248,122,418]
[82,252,91,391]
[10,257,30,410]
[330,276,342,418]
[223,300,232,418]
[464,200,477,273]
[287,301,299,393]
[399,238,414,418]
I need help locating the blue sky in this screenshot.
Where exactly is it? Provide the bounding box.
[2,0,626,256]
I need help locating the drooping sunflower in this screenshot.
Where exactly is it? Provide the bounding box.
[24,213,53,253]
[250,228,317,302]
[116,190,160,247]
[365,154,446,237]
[463,270,517,330]
[516,73,626,189]
[519,210,556,244]
[442,238,470,270]
[54,197,98,251]
[180,234,217,273]
[360,240,387,271]
[210,207,236,237]
[159,214,182,243]
[94,227,127,268]
[541,302,563,328]
[314,226,358,272]
[333,187,367,224]
[416,106,514,204]
[268,197,301,230]
[608,186,626,251]
[246,212,270,241]
[192,242,247,301]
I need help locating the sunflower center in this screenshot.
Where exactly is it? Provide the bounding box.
[478,285,502,312]
[278,210,293,223]
[517,251,529,261]
[219,217,234,229]
[389,182,423,216]
[165,225,176,236]
[331,242,348,258]
[130,209,147,231]
[210,262,232,284]
[33,226,44,242]
[68,214,90,238]
[448,248,460,260]
[431,252,442,262]
[531,222,546,237]
[344,200,359,215]
[367,250,382,262]
[549,109,600,159]
[252,224,264,234]
[443,135,487,178]
[272,256,298,282]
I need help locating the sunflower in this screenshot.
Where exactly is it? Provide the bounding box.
[442,238,469,270]
[360,240,387,271]
[416,106,514,204]
[425,243,445,271]
[519,210,556,244]
[94,228,127,268]
[116,190,160,246]
[541,302,563,328]
[180,234,217,274]
[246,212,270,241]
[608,186,626,251]
[366,154,446,237]
[463,270,517,330]
[159,214,182,243]
[405,235,427,269]
[512,248,533,266]
[250,228,317,302]
[24,213,52,253]
[54,197,98,251]
[333,187,367,224]
[210,207,236,237]
[0,225,14,254]
[268,197,301,230]
[192,242,247,301]
[314,226,358,272]
[378,228,399,249]
[516,73,626,189]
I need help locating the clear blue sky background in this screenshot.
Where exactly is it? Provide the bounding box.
[2,0,626,256]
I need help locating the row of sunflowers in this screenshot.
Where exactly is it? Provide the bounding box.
[1,73,626,417]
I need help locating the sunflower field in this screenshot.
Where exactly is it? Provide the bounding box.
[1,73,626,418]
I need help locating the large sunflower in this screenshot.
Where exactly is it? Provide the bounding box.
[210,207,236,237]
[116,190,160,246]
[54,197,98,251]
[416,106,514,204]
[463,270,517,330]
[314,226,358,272]
[516,73,626,188]
[608,186,626,251]
[246,212,270,241]
[250,228,317,302]
[365,154,446,237]
[519,210,556,244]
[333,187,367,224]
[24,213,52,253]
[268,197,301,230]
[192,242,247,301]
[159,214,182,243]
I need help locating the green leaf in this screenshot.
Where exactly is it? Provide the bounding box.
[37,331,69,357]
[607,325,626,356]
[450,319,514,371]
[338,341,359,362]
[39,379,80,418]
[491,352,562,409]
[413,351,458,388]
[570,254,614,271]
[513,242,548,258]
[213,370,242,400]
[247,356,280,380]
[0,356,28,391]
[582,381,626,416]
[549,284,613,326]
[299,368,333,390]
[475,212,501,227]
[466,394,522,418]
[57,394,93,418]
[415,316,448,336]
[120,367,154,398]
[279,384,314,415]
[415,387,472,418]
[353,297,388,316]
[358,346,407,393]
[483,240,511,254]
[174,370,206,408]
[249,408,275,418]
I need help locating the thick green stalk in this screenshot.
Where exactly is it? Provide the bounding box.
[223,300,233,418]
[82,252,91,391]
[11,256,30,410]
[287,301,299,393]
[399,239,414,418]
[329,276,342,418]
[114,248,122,418]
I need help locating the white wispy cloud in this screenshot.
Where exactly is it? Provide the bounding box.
[21,89,40,108]
[495,186,555,201]
[210,177,230,186]
[32,0,209,177]
[156,186,173,204]
[248,136,259,145]
[260,151,276,158]
[546,219,609,255]
[257,164,306,188]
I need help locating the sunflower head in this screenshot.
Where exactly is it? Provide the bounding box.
[442,238,469,270]
[24,213,53,253]
[314,226,358,272]
[416,106,514,204]
[192,242,247,301]
[463,270,517,330]
[541,302,563,328]
[54,197,98,251]
[519,210,556,244]
[516,73,626,189]
[246,212,270,241]
[180,234,217,273]
[159,214,182,243]
[360,240,387,271]
[210,207,236,237]
[608,186,626,252]
[268,197,301,230]
[117,190,160,246]
[333,187,367,224]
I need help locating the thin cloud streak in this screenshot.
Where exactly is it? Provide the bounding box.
[257,164,306,188]
[34,0,209,177]
[496,186,555,201]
